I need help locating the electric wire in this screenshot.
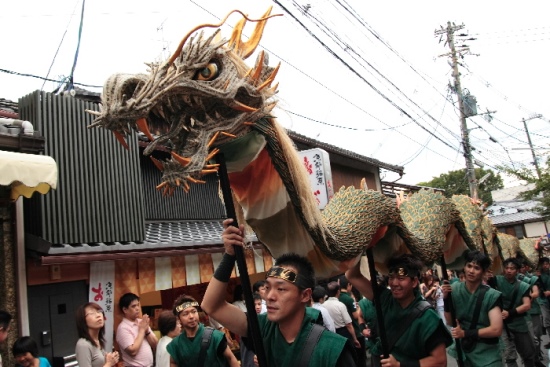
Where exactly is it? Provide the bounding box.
[273,0,461,152]
[41,0,81,91]
[298,2,462,143]
[0,68,100,88]
[66,0,86,92]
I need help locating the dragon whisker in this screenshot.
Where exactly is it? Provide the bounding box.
[137,118,155,142]
[171,152,192,167]
[257,63,281,91]
[231,100,258,112]
[86,109,101,116]
[113,131,129,150]
[207,131,220,147]
[250,50,265,85]
[150,157,164,171]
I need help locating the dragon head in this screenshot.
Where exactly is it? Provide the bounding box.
[88,8,281,194]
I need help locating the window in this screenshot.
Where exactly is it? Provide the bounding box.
[514,225,525,239]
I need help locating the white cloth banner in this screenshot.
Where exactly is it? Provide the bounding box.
[155,257,172,290]
[89,261,115,352]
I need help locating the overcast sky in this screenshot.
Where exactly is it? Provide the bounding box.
[2,0,549,187]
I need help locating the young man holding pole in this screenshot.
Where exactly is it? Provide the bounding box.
[346,253,452,367]
[201,219,357,367]
[488,257,536,367]
[441,250,503,367]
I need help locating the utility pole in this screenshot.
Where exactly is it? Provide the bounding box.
[435,22,478,200]
[522,114,543,179]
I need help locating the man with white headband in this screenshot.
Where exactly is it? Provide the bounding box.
[202,219,357,367]
[166,294,238,367]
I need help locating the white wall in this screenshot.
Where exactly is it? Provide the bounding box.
[525,221,548,237]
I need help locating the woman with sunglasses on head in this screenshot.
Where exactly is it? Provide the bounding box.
[75,302,120,367]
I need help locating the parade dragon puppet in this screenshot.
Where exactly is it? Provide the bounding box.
[88,8,526,278]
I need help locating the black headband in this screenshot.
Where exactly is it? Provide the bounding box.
[266,266,314,289]
[388,266,419,278]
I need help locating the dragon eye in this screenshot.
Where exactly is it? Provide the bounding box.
[194,62,220,81]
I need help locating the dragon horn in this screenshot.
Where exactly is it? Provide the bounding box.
[169,9,280,65]
[136,118,155,142]
[229,7,281,59]
[113,131,129,150]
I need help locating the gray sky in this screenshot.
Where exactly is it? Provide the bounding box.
[2,0,549,187]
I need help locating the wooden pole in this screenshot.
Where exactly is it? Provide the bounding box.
[440,258,464,367]
[216,153,269,367]
[366,248,389,359]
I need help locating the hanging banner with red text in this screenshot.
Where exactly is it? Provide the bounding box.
[90,261,115,351]
[299,148,334,210]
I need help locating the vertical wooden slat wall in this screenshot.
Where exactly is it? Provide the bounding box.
[140,153,226,220]
[20,91,145,244]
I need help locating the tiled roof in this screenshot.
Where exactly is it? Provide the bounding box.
[489,211,544,226]
[0,98,18,113]
[289,130,404,175]
[47,220,256,255]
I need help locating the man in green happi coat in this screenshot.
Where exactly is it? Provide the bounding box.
[441,250,503,367]
[537,257,550,348]
[347,253,452,366]
[488,257,536,367]
[202,219,358,367]
[518,260,545,367]
[166,294,239,367]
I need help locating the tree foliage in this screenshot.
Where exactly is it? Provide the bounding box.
[417,168,504,205]
[498,157,550,218]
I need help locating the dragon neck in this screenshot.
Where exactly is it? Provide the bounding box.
[216,118,343,277]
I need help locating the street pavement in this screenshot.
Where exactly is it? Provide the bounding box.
[446,331,550,367]
[365,330,550,366]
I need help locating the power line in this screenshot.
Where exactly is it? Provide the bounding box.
[41,0,81,91]
[273,0,461,152]
[0,68,101,88]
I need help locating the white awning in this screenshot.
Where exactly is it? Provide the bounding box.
[0,150,58,200]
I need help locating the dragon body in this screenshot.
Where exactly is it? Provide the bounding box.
[89,9,535,278]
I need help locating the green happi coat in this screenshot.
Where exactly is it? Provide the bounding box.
[495,275,531,332]
[166,323,227,367]
[358,297,376,327]
[448,282,503,367]
[257,307,348,367]
[358,297,377,351]
[519,274,541,316]
[370,288,452,362]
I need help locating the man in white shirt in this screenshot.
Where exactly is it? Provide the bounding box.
[322,282,360,348]
[311,286,336,332]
